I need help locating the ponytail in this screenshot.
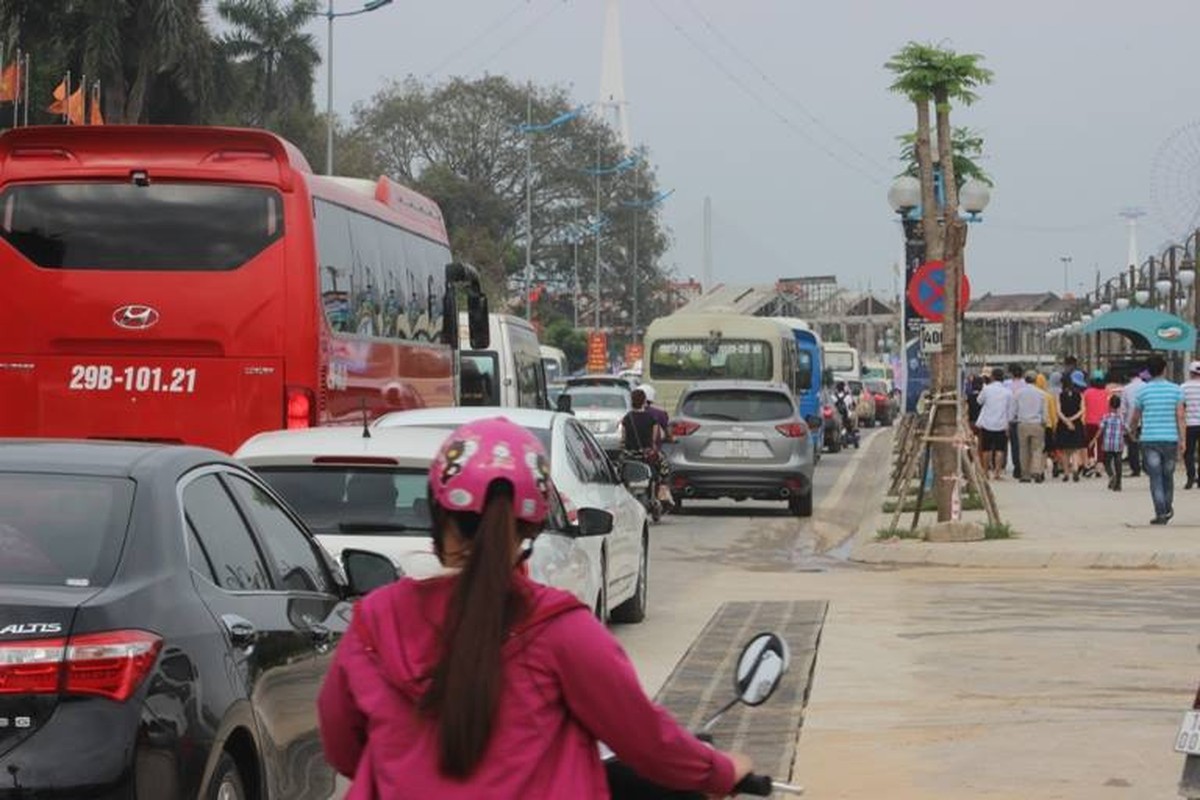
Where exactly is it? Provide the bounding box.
[424,482,530,778]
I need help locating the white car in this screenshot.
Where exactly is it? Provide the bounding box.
[234,426,615,616]
[373,407,650,624]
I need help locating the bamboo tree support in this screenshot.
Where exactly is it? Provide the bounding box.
[888,392,1001,532]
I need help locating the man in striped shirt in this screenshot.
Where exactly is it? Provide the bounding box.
[1130,355,1186,524]
[1183,361,1200,489]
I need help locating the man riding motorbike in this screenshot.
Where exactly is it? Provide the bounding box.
[833,381,859,446]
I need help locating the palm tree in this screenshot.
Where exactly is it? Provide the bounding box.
[0,0,214,124]
[217,0,320,127]
[886,41,992,524]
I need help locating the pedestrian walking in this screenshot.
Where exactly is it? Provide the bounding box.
[976,367,1012,480]
[1007,364,1025,479]
[1036,373,1059,477]
[1121,369,1147,477]
[1182,361,1200,488]
[1047,371,1063,477]
[1097,394,1126,491]
[1013,370,1047,483]
[967,374,985,462]
[1130,355,1185,525]
[1082,372,1110,477]
[1056,371,1088,482]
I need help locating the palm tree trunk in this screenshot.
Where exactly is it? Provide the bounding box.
[932,87,967,523]
[914,99,941,260]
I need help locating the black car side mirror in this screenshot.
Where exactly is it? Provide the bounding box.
[341,549,399,596]
[574,507,614,537]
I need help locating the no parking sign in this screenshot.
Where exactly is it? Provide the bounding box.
[907,261,971,322]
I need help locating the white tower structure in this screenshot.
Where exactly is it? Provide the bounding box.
[599,0,631,149]
[1120,207,1146,268]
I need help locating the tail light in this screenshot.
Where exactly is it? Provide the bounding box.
[775,422,809,438]
[821,406,834,419]
[0,630,162,702]
[874,393,886,402]
[671,421,700,437]
[285,386,316,429]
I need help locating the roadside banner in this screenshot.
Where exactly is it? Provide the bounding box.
[587,331,608,373]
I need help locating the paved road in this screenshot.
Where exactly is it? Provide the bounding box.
[616,427,1200,798]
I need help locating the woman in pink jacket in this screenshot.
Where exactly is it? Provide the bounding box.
[318,416,751,799]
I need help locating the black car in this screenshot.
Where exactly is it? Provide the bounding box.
[0,440,392,799]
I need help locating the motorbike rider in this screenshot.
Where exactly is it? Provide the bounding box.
[638,384,675,508]
[833,381,857,439]
[318,416,751,798]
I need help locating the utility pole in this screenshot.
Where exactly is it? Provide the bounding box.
[524,83,533,321]
[594,136,602,331]
[1059,256,1073,296]
[631,167,639,341]
[702,196,713,292]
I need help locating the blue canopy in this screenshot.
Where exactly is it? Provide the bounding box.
[1077,308,1196,352]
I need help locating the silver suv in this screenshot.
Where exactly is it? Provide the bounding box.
[665,381,815,516]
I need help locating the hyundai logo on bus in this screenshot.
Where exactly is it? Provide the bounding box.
[112,305,161,330]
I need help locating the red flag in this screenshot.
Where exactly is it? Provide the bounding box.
[89,85,103,125]
[66,87,84,125]
[46,79,66,114]
[0,63,18,103]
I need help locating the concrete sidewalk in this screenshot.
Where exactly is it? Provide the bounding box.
[851,459,1200,569]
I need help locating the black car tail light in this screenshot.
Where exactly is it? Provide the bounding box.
[0,630,162,702]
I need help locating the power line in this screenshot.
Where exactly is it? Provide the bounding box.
[682,0,890,175]
[423,0,532,77]
[461,1,565,78]
[646,0,881,185]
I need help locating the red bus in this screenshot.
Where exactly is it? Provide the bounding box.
[0,125,488,452]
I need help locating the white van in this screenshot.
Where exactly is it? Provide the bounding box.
[823,341,861,384]
[458,313,549,409]
[540,345,569,384]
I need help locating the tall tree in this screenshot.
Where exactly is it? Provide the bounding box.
[216,0,320,134]
[348,75,671,332]
[887,41,993,524]
[0,0,215,124]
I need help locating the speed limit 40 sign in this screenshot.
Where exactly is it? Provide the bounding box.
[920,323,944,354]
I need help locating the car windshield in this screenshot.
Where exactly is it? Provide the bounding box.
[567,389,629,410]
[681,389,795,422]
[0,473,133,587]
[253,467,432,535]
[826,351,856,372]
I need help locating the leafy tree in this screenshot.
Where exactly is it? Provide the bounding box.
[0,0,215,124]
[348,75,671,333]
[896,126,990,190]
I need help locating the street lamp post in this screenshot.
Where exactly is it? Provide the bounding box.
[324,0,393,176]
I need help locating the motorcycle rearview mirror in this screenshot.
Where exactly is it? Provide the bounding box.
[734,632,791,706]
[700,632,791,733]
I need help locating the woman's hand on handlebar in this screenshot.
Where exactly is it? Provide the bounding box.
[710,751,753,799]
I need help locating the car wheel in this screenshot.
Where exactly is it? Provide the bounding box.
[789,488,814,517]
[594,550,609,622]
[610,531,649,624]
[209,753,246,800]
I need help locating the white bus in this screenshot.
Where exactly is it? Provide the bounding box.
[458,313,549,409]
[823,341,861,384]
[644,312,801,414]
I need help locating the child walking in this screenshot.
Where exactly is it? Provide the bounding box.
[1097,394,1127,491]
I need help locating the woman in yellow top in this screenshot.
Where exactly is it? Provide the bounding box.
[1036,373,1059,478]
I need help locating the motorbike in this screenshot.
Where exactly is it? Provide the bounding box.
[605,632,806,798]
[621,451,664,523]
[834,396,860,450]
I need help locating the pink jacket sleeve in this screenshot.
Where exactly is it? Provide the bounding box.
[317,618,369,778]
[547,609,737,795]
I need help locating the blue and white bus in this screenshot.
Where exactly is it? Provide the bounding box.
[771,318,824,456]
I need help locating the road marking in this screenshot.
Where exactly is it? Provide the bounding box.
[818,429,884,513]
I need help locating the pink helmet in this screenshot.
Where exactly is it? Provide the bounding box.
[429,417,553,525]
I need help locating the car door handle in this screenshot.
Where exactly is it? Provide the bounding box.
[222,614,257,649]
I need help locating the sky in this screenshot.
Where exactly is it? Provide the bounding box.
[296,0,1200,302]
